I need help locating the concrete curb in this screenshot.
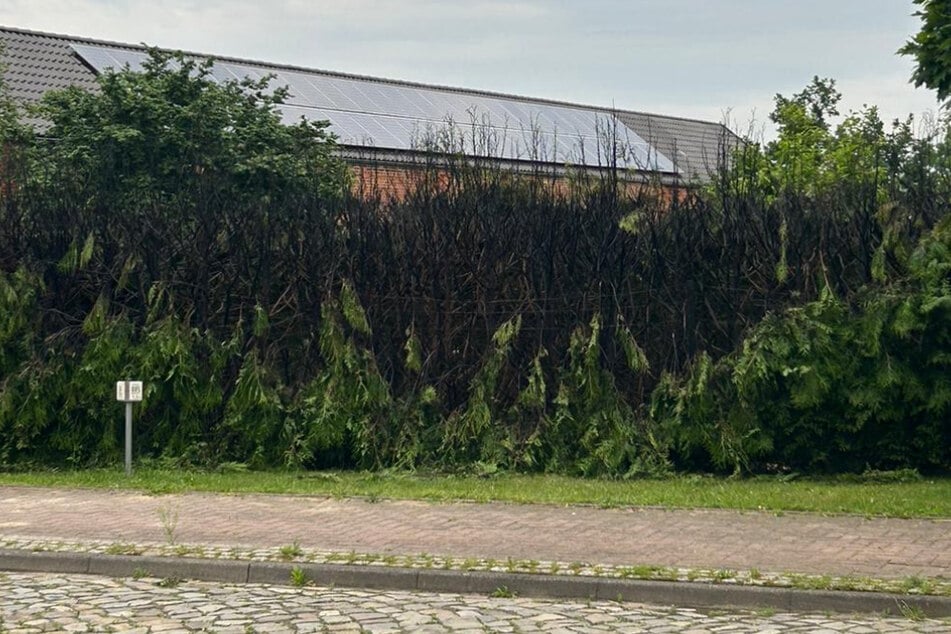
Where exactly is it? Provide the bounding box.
[2,549,949,617]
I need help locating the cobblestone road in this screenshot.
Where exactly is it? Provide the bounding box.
[1,572,947,634]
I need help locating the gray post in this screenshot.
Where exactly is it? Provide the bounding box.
[125,399,133,476]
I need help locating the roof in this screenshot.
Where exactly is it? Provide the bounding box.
[0,25,738,181]
[617,111,735,182]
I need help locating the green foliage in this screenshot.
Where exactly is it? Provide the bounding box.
[0,62,949,476]
[544,315,667,477]
[751,77,895,199]
[289,566,307,587]
[440,315,522,467]
[36,48,345,200]
[771,76,841,130]
[656,217,951,473]
[0,268,40,377]
[223,350,284,467]
[134,315,227,460]
[285,292,395,469]
[900,0,951,105]
[0,48,349,468]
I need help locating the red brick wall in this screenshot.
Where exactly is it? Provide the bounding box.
[348,161,684,203]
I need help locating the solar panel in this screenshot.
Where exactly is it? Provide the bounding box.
[208,65,237,84]
[70,43,676,172]
[228,63,267,83]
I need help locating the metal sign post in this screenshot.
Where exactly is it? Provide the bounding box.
[116,380,143,476]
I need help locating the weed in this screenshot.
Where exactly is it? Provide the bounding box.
[505,557,518,573]
[859,469,922,484]
[131,567,148,580]
[812,575,834,590]
[754,607,776,618]
[105,543,143,556]
[174,544,203,557]
[489,585,516,598]
[345,550,359,565]
[897,600,926,621]
[548,562,560,574]
[156,576,182,588]
[568,561,583,575]
[836,575,862,591]
[629,565,662,579]
[712,569,737,582]
[290,566,308,587]
[749,568,762,580]
[900,575,935,594]
[156,502,179,545]
[462,558,478,571]
[787,573,833,591]
[279,541,303,561]
[658,567,680,581]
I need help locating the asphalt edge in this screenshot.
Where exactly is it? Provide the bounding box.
[1,549,949,618]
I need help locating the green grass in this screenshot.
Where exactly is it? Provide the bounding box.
[0,468,948,517]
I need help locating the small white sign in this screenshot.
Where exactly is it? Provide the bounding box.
[116,380,144,402]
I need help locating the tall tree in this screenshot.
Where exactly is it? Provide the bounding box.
[899,0,951,105]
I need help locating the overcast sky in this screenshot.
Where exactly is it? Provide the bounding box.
[1,1,940,137]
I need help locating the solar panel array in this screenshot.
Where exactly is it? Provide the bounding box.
[71,43,675,172]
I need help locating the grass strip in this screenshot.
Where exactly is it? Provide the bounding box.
[0,469,948,517]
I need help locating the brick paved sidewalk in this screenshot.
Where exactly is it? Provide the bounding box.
[1,486,948,579]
